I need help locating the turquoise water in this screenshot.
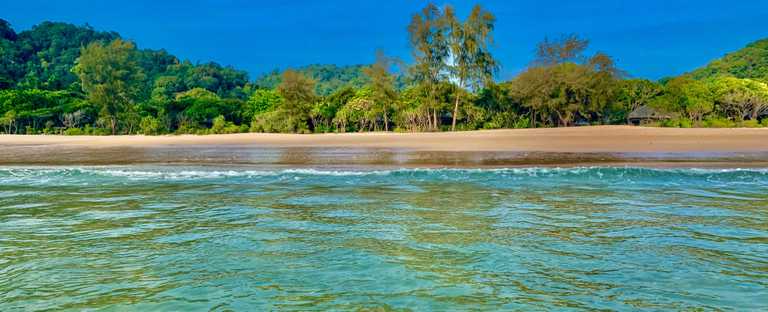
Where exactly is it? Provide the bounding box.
[1,166,767,311]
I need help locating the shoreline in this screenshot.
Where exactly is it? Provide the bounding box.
[2,126,768,167]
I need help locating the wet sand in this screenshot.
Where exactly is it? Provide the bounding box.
[1,126,767,167]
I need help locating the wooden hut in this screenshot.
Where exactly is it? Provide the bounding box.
[628,105,671,125]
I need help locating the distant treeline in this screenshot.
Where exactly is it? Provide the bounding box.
[1,3,768,135]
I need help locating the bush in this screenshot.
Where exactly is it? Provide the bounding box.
[313,124,334,133]
[483,111,523,129]
[209,115,241,134]
[678,118,693,128]
[703,117,736,128]
[659,119,679,128]
[250,110,310,133]
[176,125,197,134]
[210,115,227,134]
[140,116,163,135]
[513,117,531,129]
[762,118,768,127]
[80,124,110,135]
[739,119,761,128]
[63,127,85,135]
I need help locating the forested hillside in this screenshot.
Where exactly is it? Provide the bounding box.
[2,3,768,135]
[255,64,373,96]
[688,39,768,81]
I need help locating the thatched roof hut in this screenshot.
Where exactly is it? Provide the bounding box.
[628,105,672,125]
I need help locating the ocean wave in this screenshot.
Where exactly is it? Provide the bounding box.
[0,166,767,182]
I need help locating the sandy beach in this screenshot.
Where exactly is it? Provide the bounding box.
[2,126,768,166]
[2,126,768,152]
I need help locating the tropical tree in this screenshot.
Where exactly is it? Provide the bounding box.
[245,89,283,122]
[511,35,621,127]
[280,69,316,126]
[616,79,663,124]
[445,4,498,130]
[363,51,399,131]
[408,2,450,130]
[0,110,17,134]
[73,39,145,134]
[709,76,768,121]
[311,87,355,132]
[665,77,714,122]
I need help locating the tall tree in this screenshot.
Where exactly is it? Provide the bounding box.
[277,69,316,130]
[710,77,768,120]
[363,50,399,131]
[534,34,589,66]
[73,39,145,134]
[408,3,450,130]
[445,4,498,131]
[617,79,663,124]
[665,77,714,122]
[512,35,621,127]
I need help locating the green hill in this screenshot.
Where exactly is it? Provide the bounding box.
[688,39,768,81]
[254,64,409,96]
[254,64,372,96]
[0,19,249,97]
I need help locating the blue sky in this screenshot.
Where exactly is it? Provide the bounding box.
[3,0,768,81]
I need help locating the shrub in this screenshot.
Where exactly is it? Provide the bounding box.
[210,115,227,134]
[313,124,334,133]
[703,117,736,128]
[210,115,241,134]
[739,119,760,128]
[63,128,85,135]
[659,119,679,128]
[251,110,310,133]
[678,118,693,128]
[139,116,163,135]
[761,118,768,127]
[483,111,521,129]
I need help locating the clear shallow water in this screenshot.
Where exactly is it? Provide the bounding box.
[1,166,767,311]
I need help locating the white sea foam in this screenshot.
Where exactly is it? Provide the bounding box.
[0,166,766,182]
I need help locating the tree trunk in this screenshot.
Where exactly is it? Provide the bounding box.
[451,95,460,131]
[384,111,389,132]
[452,85,461,131]
[433,109,438,131]
[428,108,434,130]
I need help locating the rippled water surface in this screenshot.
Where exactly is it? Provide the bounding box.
[1,166,767,311]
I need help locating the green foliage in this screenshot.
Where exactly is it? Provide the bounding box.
[510,50,621,127]
[259,70,317,132]
[658,118,694,128]
[254,64,394,96]
[245,89,283,121]
[209,115,241,134]
[3,14,768,134]
[333,90,379,132]
[657,77,715,121]
[73,39,145,134]
[8,22,119,90]
[708,76,768,120]
[311,87,355,132]
[250,109,310,133]
[63,127,84,135]
[615,79,662,123]
[702,116,736,128]
[139,115,164,135]
[483,111,527,129]
[689,39,768,81]
[739,119,761,128]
